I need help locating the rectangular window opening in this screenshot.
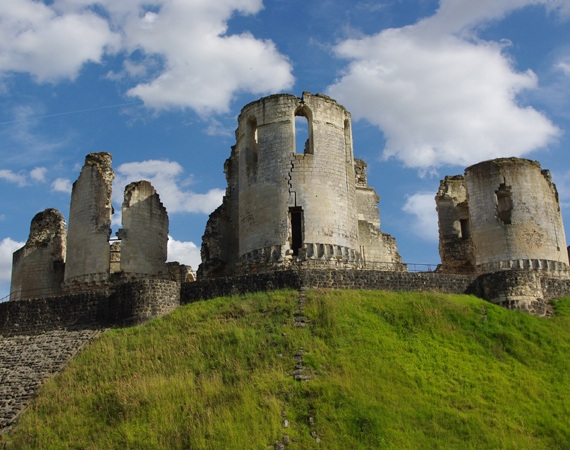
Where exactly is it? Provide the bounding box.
[290,208,303,256]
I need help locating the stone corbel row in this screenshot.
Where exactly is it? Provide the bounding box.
[478,259,570,276]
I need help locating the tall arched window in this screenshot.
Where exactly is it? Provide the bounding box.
[294,106,313,155]
[246,115,258,166]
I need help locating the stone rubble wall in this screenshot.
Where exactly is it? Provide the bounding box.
[0,280,179,337]
[435,175,476,271]
[181,269,480,304]
[0,329,100,431]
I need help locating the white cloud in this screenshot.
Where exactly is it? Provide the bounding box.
[555,60,570,77]
[0,170,28,187]
[327,0,563,170]
[167,236,201,270]
[114,159,224,214]
[0,0,293,114]
[51,178,73,193]
[0,0,119,82]
[402,192,439,242]
[29,167,47,182]
[0,237,24,284]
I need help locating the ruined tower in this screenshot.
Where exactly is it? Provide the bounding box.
[199,92,403,277]
[117,181,169,279]
[10,209,66,300]
[437,158,568,275]
[63,152,114,292]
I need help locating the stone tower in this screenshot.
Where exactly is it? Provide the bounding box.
[10,209,66,300]
[63,152,114,292]
[199,92,403,278]
[437,158,568,275]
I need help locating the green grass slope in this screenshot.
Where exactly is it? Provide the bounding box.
[3,290,570,449]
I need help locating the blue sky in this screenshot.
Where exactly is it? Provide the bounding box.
[1,0,570,298]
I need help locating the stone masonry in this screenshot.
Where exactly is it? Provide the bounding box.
[10,209,66,301]
[117,181,169,280]
[198,92,404,278]
[64,152,114,293]
[9,152,193,301]
[437,158,568,275]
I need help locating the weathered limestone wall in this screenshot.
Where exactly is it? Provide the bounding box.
[10,209,66,301]
[465,158,568,272]
[235,93,361,269]
[64,152,114,292]
[198,152,240,278]
[355,160,380,227]
[199,92,403,277]
[237,94,294,258]
[118,181,168,278]
[354,159,403,268]
[435,175,476,272]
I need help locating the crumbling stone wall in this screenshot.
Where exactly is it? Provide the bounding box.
[117,181,168,279]
[199,93,403,277]
[354,159,404,269]
[64,152,114,292]
[438,158,569,277]
[10,209,66,301]
[465,158,568,272]
[435,175,476,272]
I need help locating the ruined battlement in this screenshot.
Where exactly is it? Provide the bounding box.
[9,153,192,301]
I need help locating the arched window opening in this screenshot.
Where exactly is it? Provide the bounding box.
[246,116,258,166]
[294,106,313,155]
[495,182,513,225]
[289,207,304,256]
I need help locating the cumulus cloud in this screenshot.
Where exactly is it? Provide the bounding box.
[52,178,73,193]
[0,0,293,114]
[114,159,224,214]
[0,237,24,283]
[327,0,563,170]
[29,167,47,182]
[0,170,28,187]
[401,192,439,241]
[0,0,119,82]
[167,236,201,270]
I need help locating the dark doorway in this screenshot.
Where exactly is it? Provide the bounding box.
[290,208,303,256]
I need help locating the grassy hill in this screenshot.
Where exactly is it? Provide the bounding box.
[2,289,570,449]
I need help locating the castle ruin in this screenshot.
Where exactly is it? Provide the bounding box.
[4,94,570,433]
[6,96,570,315]
[9,152,191,301]
[198,92,403,278]
[436,158,568,275]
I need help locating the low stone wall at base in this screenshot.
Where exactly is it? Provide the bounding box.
[181,269,479,304]
[0,280,180,337]
[109,280,180,327]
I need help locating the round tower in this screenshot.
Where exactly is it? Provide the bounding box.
[464,158,568,273]
[235,92,361,270]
